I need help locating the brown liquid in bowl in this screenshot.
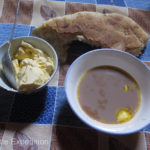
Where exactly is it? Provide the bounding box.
[77,66,141,124]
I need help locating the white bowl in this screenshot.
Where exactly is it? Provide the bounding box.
[65,48,150,134]
[0,36,58,93]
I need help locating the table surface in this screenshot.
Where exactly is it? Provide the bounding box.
[0,0,150,150]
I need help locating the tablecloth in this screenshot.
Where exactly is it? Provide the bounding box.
[0,0,150,149]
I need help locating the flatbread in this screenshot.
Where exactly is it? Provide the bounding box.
[32,11,149,63]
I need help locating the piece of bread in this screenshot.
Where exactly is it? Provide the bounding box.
[32,11,149,63]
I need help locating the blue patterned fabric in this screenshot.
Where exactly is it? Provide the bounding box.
[97,0,113,5]
[125,0,150,10]
[13,24,31,38]
[140,38,150,61]
[0,24,14,46]
[113,0,126,7]
[0,0,150,129]
[9,86,56,124]
[144,124,150,132]
[53,86,87,127]
[50,0,150,10]
[0,24,31,46]
[66,0,96,4]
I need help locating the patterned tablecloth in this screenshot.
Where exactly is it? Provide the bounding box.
[0,0,150,149]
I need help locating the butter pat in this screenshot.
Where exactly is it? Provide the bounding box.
[17,66,49,91]
[116,108,133,123]
[12,41,54,91]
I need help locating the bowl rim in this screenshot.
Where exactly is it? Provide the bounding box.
[0,36,58,94]
[65,48,150,135]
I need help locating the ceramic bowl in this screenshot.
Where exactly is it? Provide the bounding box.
[65,48,150,134]
[0,36,58,93]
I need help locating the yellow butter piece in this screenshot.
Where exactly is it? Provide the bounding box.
[116,108,132,123]
[17,66,49,91]
[11,41,54,91]
[20,58,39,68]
[12,59,20,75]
[14,47,32,60]
[123,84,130,92]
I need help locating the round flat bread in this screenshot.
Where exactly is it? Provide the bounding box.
[32,12,149,63]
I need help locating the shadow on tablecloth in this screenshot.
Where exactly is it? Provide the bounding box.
[8,86,48,123]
